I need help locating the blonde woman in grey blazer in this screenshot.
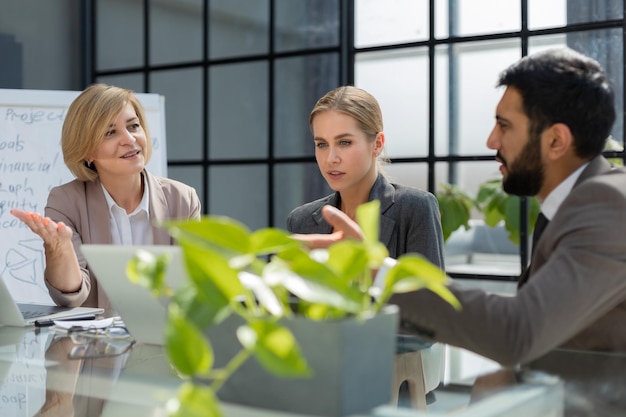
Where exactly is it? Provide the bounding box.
[286,86,444,269]
[12,84,200,308]
[287,173,444,267]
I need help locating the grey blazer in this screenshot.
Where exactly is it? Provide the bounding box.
[44,170,201,308]
[286,174,445,269]
[392,156,626,365]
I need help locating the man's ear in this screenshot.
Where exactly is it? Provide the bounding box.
[544,123,573,161]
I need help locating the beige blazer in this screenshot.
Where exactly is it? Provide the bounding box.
[391,156,626,365]
[44,170,201,308]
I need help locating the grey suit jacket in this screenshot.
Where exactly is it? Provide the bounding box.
[392,156,626,365]
[44,170,201,308]
[286,174,445,268]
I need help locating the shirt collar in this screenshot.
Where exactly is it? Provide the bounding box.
[101,176,150,217]
[540,162,588,220]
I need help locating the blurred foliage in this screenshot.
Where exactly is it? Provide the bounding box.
[127,201,460,417]
[436,183,475,242]
[437,180,540,245]
[437,137,624,244]
[605,135,624,167]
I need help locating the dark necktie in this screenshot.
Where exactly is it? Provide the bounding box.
[531,212,549,257]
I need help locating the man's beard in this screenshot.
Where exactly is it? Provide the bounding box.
[501,133,544,197]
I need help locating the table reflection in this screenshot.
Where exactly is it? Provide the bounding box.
[1,325,624,417]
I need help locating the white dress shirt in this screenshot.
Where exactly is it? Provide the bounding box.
[540,162,589,221]
[101,180,152,245]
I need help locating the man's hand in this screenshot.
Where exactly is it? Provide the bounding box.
[291,205,364,249]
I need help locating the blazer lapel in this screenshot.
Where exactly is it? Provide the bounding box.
[519,156,612,288]
[312,193,338,234]
[369,174,396,248]
[144,171,173,244]
[85,180,112,244]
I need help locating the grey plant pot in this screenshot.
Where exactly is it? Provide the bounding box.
[205,304,399,417]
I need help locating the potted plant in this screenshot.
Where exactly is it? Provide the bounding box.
[437,180,540,245]
[128,200,459,417]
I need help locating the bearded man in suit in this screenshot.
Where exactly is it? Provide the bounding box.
[297,47,626,366]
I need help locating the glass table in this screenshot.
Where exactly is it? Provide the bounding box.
[0,324,623,417]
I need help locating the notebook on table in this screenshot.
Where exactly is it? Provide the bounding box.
[0,276,104,327]
[80,244,187,346]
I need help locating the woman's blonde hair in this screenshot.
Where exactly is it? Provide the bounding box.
[309,85,383,140]
[62,83,152,182]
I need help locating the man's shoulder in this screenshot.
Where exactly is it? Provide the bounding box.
[581,165,626,192]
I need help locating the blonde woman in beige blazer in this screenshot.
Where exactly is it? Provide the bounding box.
[12,84,201,308]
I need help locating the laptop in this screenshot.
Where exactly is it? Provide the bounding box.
[0,276,104,327]
[80,244,187,346]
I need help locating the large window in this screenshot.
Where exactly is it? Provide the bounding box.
[353,0,624,279]
[92,0,344,232]
[2,0,622,281]
[91,0,624,280]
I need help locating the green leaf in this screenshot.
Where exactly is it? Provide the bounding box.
[237,320,310,378]
[126,250,172,297]
[436,183,473,241]
[167,382,222,417]
[262,258,361,315]
[475,179,501,206]
[326,241,369,283]
[381,256,460,310]
[250,228,301,255]
[504,196,521,244]
[165,216,252,257]
[356,200,380,245]
[171,284,232,330]
[179,240,246,306]
[166,305,214,377]
[275,247,364,311]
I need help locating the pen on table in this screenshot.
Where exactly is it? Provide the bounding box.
[34,314,97,328]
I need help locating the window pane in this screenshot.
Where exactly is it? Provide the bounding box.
[382,162,430,192]
[273,54,339,158]
[434,40,521,157]
[435,161,500,199]
[168,166,204,210]
[209,0,269,59]
[274,0,339,52]
[149,0,203,65]
[528,0,566,29]
[273,162,331,228]
[96,74,144,92]
[209,62,268,159]
[565,0,623,25]
[442,0,521,37]
[529,29,624,147]
[355,0,429,48]
[209,165,268,230]
[436,161,522,277]
[0,1,80,90]
[150,68,203,161]
[528,1,625,30]
[355,48,429,157]
[97,0,143,71]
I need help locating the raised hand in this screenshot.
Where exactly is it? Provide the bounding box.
[291,205,364,249]
[10,209,73,249]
